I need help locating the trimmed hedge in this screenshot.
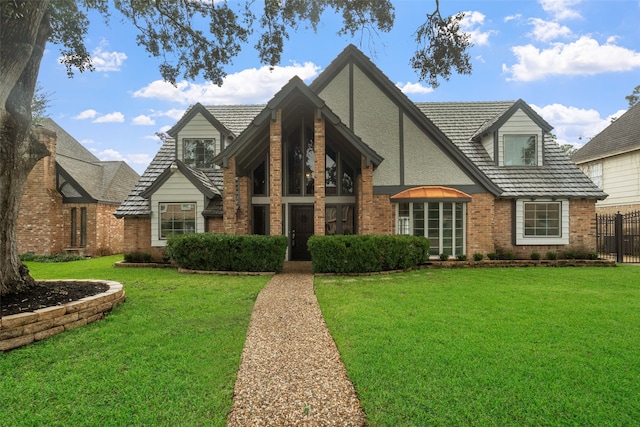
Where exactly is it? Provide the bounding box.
[308,235,429,273]
[166,234,288,273]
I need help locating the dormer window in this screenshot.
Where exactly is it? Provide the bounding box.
[184,138,215,169]
[504,135,536,166]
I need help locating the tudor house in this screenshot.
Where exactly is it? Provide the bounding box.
[115,45,606,261]
[18,119,140,257]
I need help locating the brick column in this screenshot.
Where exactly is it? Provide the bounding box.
[314,113,326,236]
[236,175,251,234]
[269,109,283,235]
[358,154,374,234]
[223,156,237,234]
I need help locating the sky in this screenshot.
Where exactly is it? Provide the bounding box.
[37,0,640,175]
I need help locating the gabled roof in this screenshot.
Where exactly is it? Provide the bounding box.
[572,102,640,163]
[167,102,235,139]
[214,76,383,168]
[310,44,503,196]
[41,118,139,204]
[416,101,606,199]
[114,137,224,218]
[140,160,221,199]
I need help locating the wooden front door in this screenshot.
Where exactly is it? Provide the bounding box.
[290,205,314,260]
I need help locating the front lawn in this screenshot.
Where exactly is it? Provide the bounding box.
[315,266,640,426]
[0,255,269,426]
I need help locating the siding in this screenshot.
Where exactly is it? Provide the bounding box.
[318,65,351,128]
[597,151,640,207]
[149,172,205,246]
[481,133,494,161]
[498,109,543,166]
[403,113,474,186]
[176,112,225,163]
[352,64,400,186]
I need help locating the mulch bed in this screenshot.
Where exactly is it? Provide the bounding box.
[1,281,109,317]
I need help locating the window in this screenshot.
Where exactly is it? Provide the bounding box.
[504,135,536,166]
[70,208,77,246]
[515,199,569,245]
[524,202,560,237]
[160,202,196,239]
[325,205,355,235]
[80,207,87,247]
[253,161,267,196]
[325,147,355,196]
[183,139,215,168]
[252,205,269,235]
[587,163,602,189]
[286,124,315,196]
[397,202,466,257]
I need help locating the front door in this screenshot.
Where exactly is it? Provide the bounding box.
[290,205,314,260]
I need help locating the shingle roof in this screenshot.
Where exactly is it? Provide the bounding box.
[42,118,140,203]
[206,105,265,136]
[416,101,606,199]
[572,103,640,163]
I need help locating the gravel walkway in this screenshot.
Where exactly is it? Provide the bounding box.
[227,262,365,426]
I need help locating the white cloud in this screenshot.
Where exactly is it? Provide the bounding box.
[460,11,497,46]
[504,14,522,23]
[132,62,321,104]
[79,138,96,145]
[532,103,626,146]
[132,115,155,126]
[93,112,125,123]
[74,109,98,120]
[396,81,434,95]
[97,148,125,161]
[126,153,153,165]
[503,36,640,81]
[150,108,187,121]
[91,46,127,72]
[528,18,572,42]
[538,0,582,20]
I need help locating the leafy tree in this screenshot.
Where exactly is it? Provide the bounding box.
[0,0,473,294]
[625,84,640,108]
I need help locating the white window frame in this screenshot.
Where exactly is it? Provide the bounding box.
[515,199,569,245]
[504,134,537,166]
[183,138,216,169]
[396,201,466,258]
[159,202,197,240]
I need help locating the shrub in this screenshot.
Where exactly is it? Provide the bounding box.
[19,253,86,263]
[562,249,577,260]
[546,251,558,260]
[587,252,598,260]
[124,251,153,263]
[530,252,541,260]
[456,254,468,261]
[166,234,288,272]
[307,235,429,274]
[473,252,484,261]
[439,253,449,261]
[500,250,516,261]
[487,252,499,260]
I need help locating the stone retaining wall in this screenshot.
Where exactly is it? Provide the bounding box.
[0,280,125,352]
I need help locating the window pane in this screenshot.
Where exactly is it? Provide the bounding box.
[342,160,355,195]
[325,147,337,195]
[342,205,354,235]
[413,202,425,237]
[524,202,561,237]
[305,133,314,195]
[455,203,464,255]
[427,202,440,255]
[287,129,303,195]
[253,161,266,195]
[505,135,536,166]
[398,203,410,235]
[325,206,337,235]
[184,139,215,168]
[252,205,268,235]
[160,203,196,239]
[442,203,453,255]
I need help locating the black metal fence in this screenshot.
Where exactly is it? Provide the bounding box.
[596,210,640,263]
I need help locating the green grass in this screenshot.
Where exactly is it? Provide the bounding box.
[315,266,640,426]
[0,255,269,426]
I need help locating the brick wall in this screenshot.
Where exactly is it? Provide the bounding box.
[223,156,237,234]
[122,217,165,260]
[568,198,597,251]
[17,129,64,255]
[596,203,640,215]
[208,217,224,233]
[269,109,283,235]
[357,155,375,234]
[314,114,326,236]
[236,176,251,235]
[370,194,394,235]
[466,193,496,255]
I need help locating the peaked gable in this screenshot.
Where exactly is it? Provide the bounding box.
[168,102,235,139]
[310,44,503,195]
[140,160,220,199]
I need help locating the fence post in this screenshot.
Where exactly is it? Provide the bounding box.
[615,212,624,263]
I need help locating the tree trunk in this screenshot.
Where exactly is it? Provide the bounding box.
[0,1,52,294]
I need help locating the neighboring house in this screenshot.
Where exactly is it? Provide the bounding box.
[115,45,605,261]
[572,103,640,214]
[17,118,140,256]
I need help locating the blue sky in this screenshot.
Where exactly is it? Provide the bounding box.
[38,0,640,175]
